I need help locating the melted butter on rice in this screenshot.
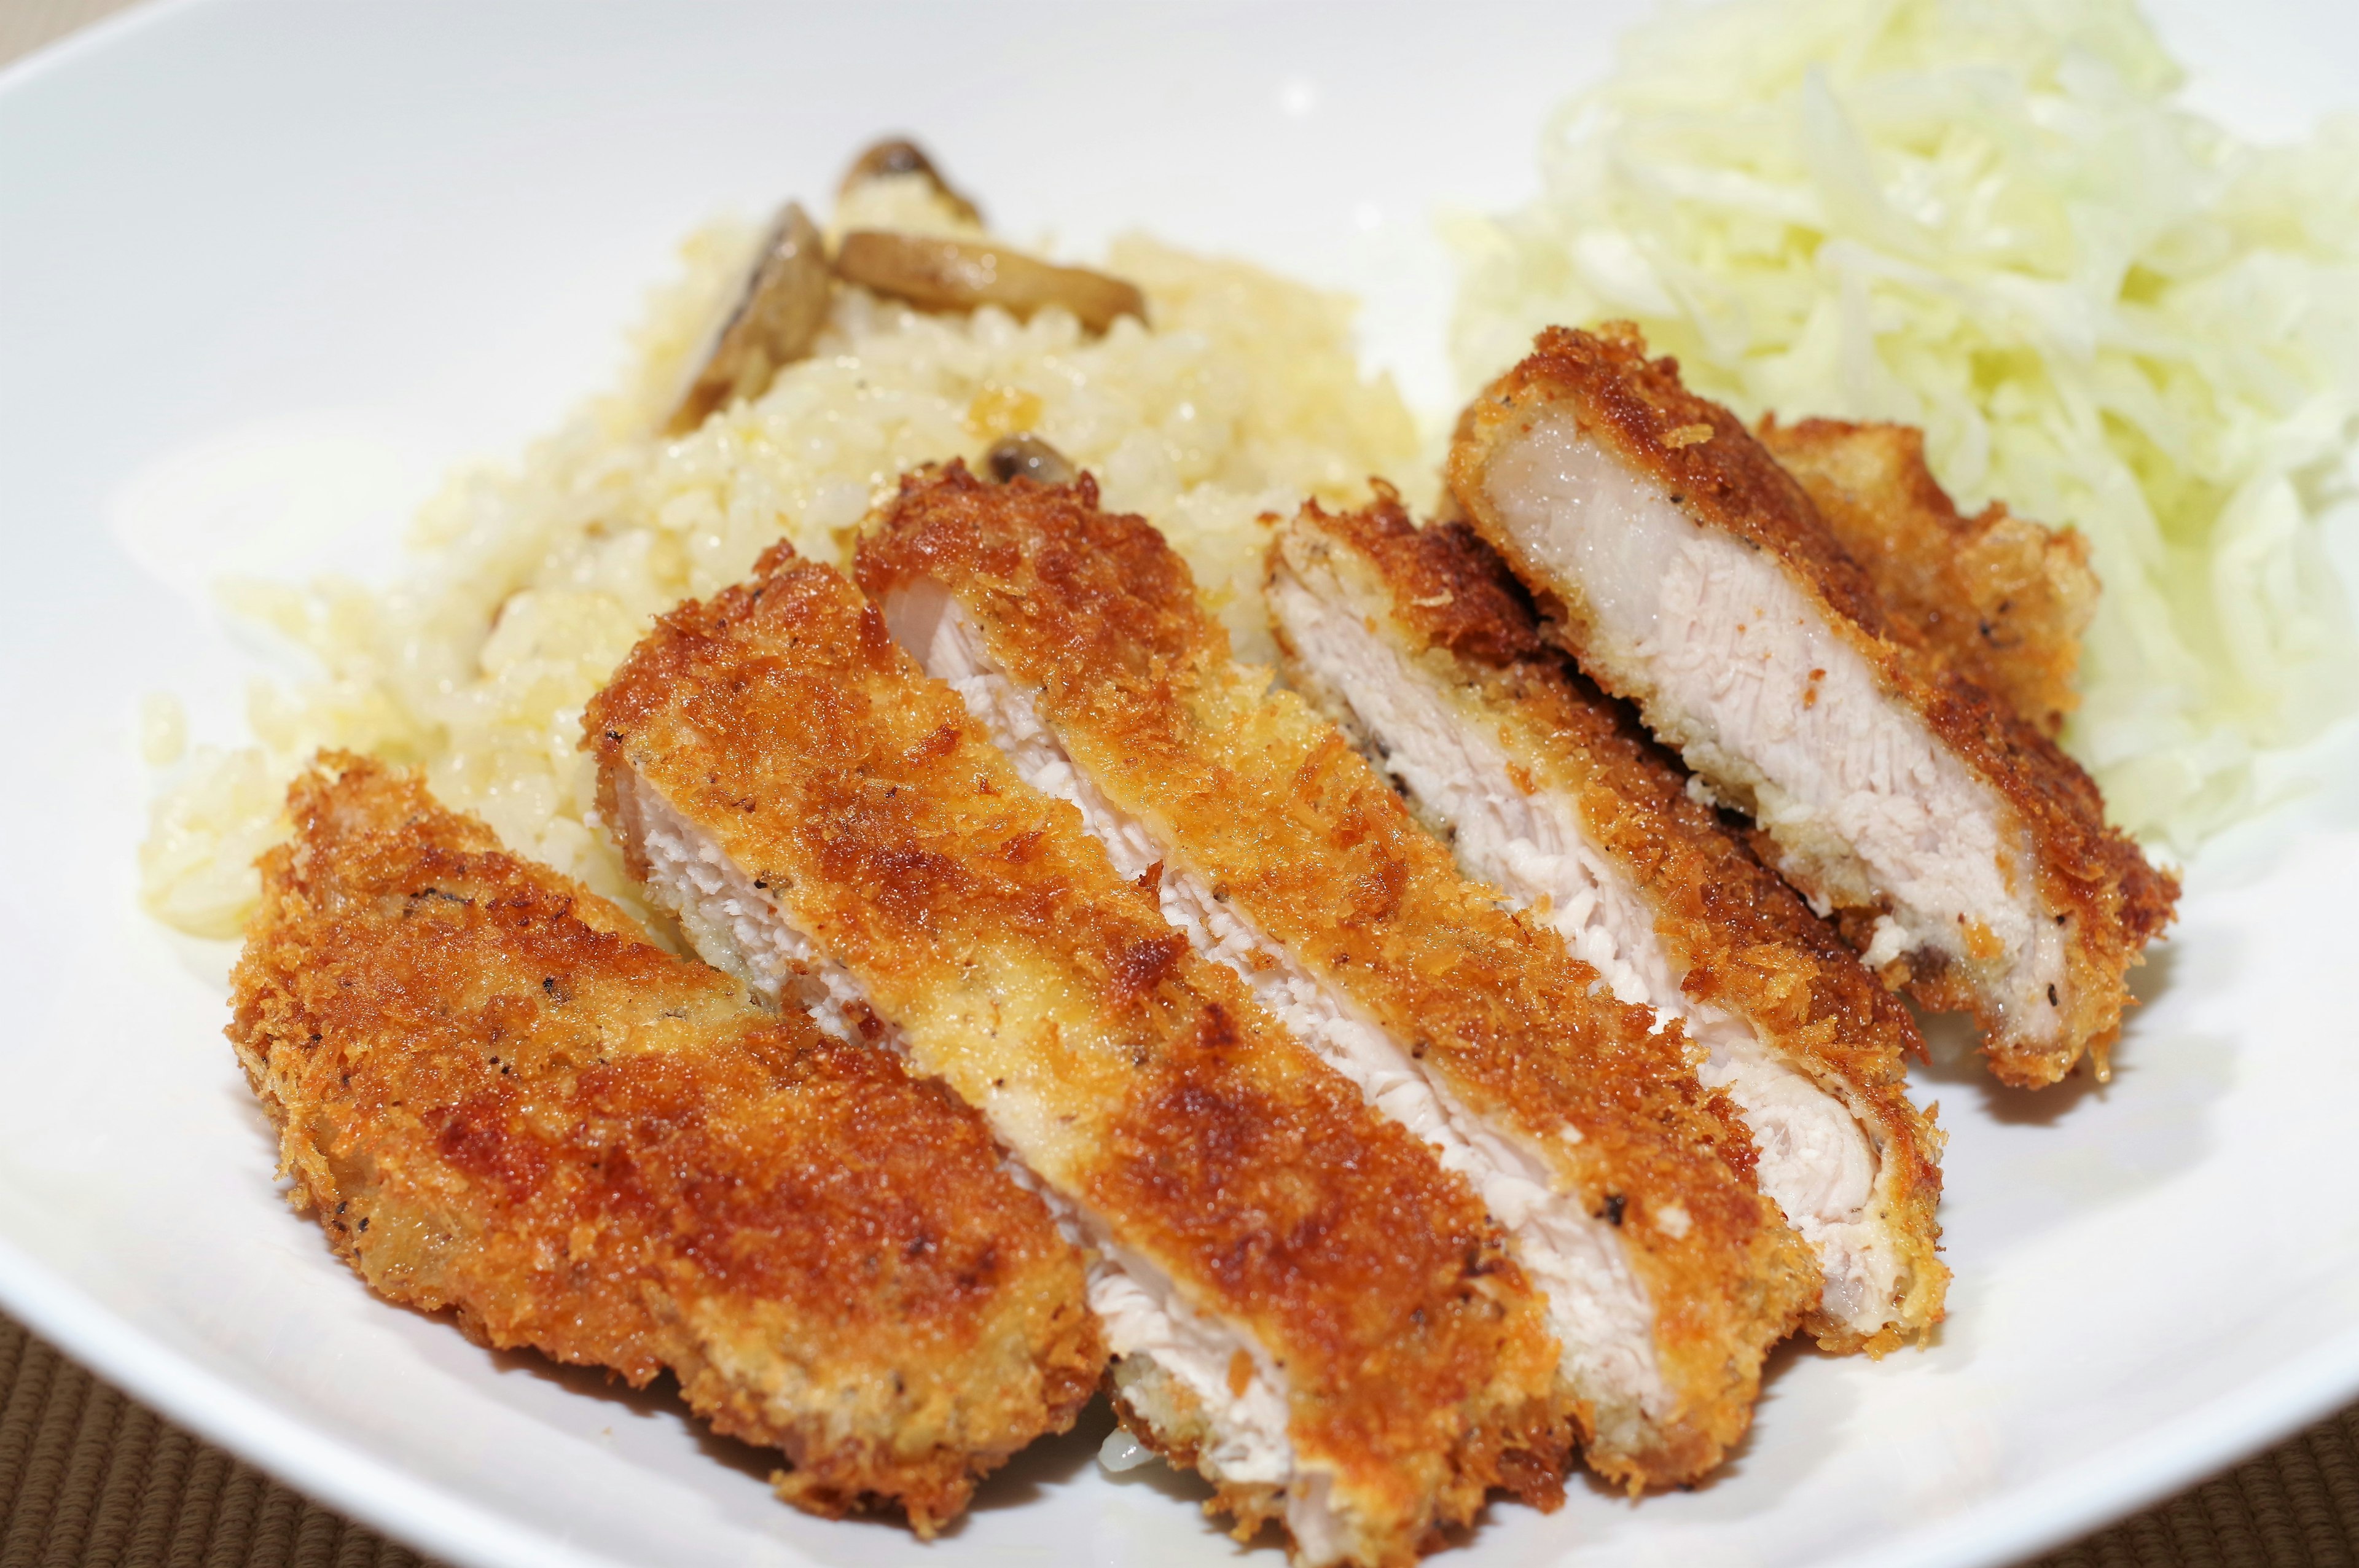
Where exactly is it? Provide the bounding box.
[139,175,1424,937]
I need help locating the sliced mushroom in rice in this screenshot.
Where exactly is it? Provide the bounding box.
[835,231,1146,335]
[667,201,832,436]
[985,434,1076,486]
[838,136,984,228]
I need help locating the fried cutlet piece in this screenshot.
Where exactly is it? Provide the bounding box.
[854,466,1815,1489]
[1450,326,2178,1087]
[1759,416,2097,738]
[226,752,1103,1533]
[584,549,1571,1568]
[1267,494,1947,1352]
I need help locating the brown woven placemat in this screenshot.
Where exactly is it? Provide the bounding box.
[4,2,2356,1566]
[0,0,143,68]
[0,1314,432,1568]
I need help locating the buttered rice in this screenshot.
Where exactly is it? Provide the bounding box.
[139,176,1425,938]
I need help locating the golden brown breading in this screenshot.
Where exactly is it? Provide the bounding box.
[227,753,1103,1534]
[584,550,1571,1567]
[1450,325,2178,1086]
[1759,416,2097,738]
[1269,495,1946,1352]
[855,467,1815,1489]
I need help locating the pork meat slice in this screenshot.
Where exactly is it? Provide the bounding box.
[230,752,1103,1534]
[584,545,1571,1567]
[856,466,1815,1491]
[1450,325,2177,1087]
[1759,416,2097,741]
[1267,496,1947,1352]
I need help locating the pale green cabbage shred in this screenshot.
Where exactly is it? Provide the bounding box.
[1452,0,2359,850]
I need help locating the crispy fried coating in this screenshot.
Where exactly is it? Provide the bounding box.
[227,753,1103,1534]
[1269,495,1946,1352]
[584,550,1571,1567]
[1451,326,2178,1086]
[856,467,1816,1488]
[1759,416,2096,738]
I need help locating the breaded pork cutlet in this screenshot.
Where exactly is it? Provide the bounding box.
[584,549,1571,1568]
[1268,496,1946,1352]
[855,466,1815,1489]
[1450,326,2178,1087]
[228,752,1101,1534]
[1759,417,2097,739]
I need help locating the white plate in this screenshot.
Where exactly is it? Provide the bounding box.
[3,3,2357,1566]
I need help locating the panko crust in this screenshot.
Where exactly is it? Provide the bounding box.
[584,550,1571,1564]
[227,753,1103,1534]
[1759,416,2097,739]
[1450,326,2178,1087]
[1272,495,1948,1351]
[856,466,1816,1487]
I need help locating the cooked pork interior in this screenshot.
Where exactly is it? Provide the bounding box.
[1760,416,2097,739]
[856,467,1818,1490]
[604,759,1309,1494]
[585,545,1570,1565]
[1451,326,2176,1085]
[886,579,1672,1447]
[1268,500,1947,1351]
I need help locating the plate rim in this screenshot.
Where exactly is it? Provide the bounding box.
[0,1231,624,1568]
[5,1,2355,1565]
[10,1220,2359,1568]
[0,0,206,95]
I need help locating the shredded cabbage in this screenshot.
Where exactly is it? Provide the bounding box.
[1451,0,2359,849]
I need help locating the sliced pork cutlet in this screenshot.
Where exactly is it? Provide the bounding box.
[1268,496,1947,1353]
[584,548,1571,1568]
[228,751,1102,1535]
[1759,416,2097,739]
[1449,325,2178,1088]
[854,465,1815,1491]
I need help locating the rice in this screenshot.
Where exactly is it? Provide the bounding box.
[139,176,1423,937]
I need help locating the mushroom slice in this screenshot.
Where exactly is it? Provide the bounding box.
[985,434,1076,486]
[839,136,984,227]
[835,231,1146,333]
[667,201,832,436]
